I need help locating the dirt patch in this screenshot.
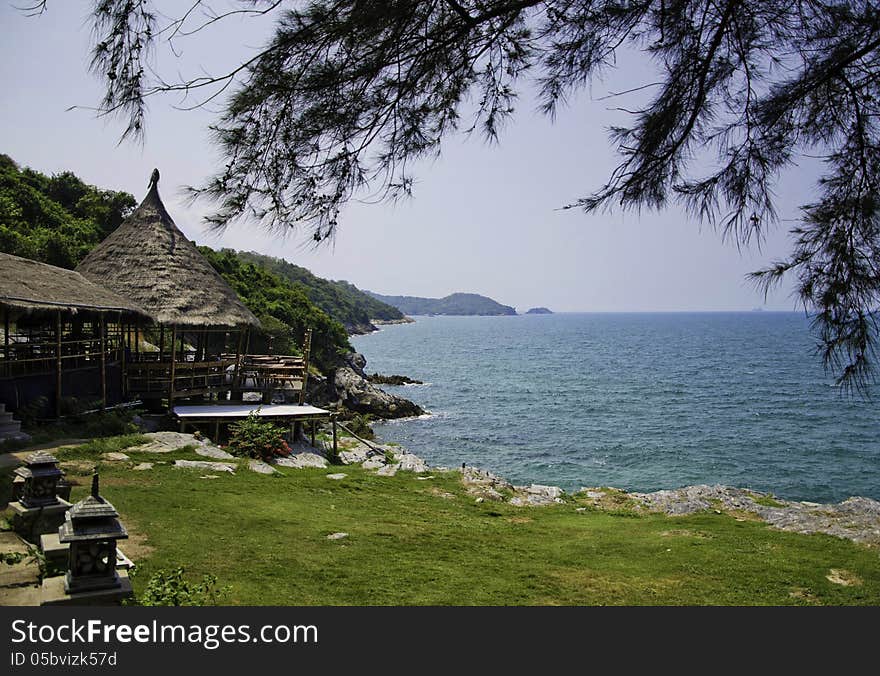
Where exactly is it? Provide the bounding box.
[545,567,683,603]
[659,529,712,539]
[99,476,139,488]
[789,587,821,604]
[427,487,455,500]
[59,460,97,476]
[507,516,533,524]
[826,569,863,586]
[119,519,154,562]
[725,509,764,522]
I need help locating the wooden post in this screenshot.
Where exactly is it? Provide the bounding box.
[120,318,127,397]
[3,310,9,377]
[99,315,107,410]
[168,324,178,411]
[55,311,62,419]
[299,327,312,405]
[310,419,316,447]
[159,325,165,360]
[332,414,337,459]
[231,329,244,400]
[134,319,140,357]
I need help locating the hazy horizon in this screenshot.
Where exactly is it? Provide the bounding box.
[0,3,818,313]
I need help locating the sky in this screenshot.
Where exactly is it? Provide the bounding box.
[0,2,817,313]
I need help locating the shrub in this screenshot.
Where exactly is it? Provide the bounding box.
[132,567,229,606]
[346,413,375,440]
[227,411,290,461]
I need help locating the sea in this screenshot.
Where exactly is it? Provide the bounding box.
[351,312,880,503]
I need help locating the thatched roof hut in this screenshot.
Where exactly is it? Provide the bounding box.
[77,178,259,328]
[0,252,148,317]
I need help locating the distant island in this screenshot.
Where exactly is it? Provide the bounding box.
[525,307,553,315]
[367,291,517,316]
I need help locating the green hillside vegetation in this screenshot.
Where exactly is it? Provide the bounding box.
[0,154,135,268]
[199,248,350,368]
[368,291,517,316]
[236,251,405,332]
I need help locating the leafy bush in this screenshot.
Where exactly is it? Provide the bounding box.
[346,413,375,440]
[132,567,229,606]
[227,411,290,461]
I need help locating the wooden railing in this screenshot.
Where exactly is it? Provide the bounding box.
[232,354,307,402]
[125,359,237,399]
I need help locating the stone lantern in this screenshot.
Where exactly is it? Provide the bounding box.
[14,451,63,507]
[10,451,71,542]
[58,473,128,594]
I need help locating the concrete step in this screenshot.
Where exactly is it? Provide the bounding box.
[0,402,5,413]
[0,432,31,445]
[0,420,22,436]
[0,411,13,423]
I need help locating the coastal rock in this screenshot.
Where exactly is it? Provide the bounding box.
[332,364,424,419]
[461,466,513,492]
[102,452,130,462]
[473,487,505,502]
[395,452,428,473]
[339,447,371,465]
[345,352,368,377]
[461,466,513,501]
[174,460,235,473]
[248,459,278,475]
[327,532,349,540]
[519,486,566,506]
[526,484,564,499]
[131,431,210,454]
[527,495,565,506]
[326,473,348,480]
[197,446,235,460]
[275,453,328,469]
[367,373,424,386]
[133,462,153,471]
[362,457,387,470]
[630,484,880,546]
[376,464,399,477]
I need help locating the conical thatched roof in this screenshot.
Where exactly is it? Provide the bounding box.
[77,179,260,328]
[0,252,148,317]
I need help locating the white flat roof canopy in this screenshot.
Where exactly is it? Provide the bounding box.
[173,404,330,419]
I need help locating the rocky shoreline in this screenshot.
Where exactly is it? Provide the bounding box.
[325,343,879,548]
[308,352,424,419]
[92,428,880,549]
[317,434,880,548]
[370,317,415,327]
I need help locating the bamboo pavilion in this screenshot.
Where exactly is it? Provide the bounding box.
[0,253,149,418]
[76,172,310,410]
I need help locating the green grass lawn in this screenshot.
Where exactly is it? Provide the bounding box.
[4,437,880,605]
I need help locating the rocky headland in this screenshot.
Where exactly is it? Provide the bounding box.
[309,351,424,419]
[367,373,424,386]
[371,317,415,327]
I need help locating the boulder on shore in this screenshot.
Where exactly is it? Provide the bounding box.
[332,363,424,419]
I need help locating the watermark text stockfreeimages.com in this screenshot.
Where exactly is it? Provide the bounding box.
[10,618,318,651]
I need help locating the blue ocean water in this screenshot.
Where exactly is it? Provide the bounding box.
[351,313,880,502]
